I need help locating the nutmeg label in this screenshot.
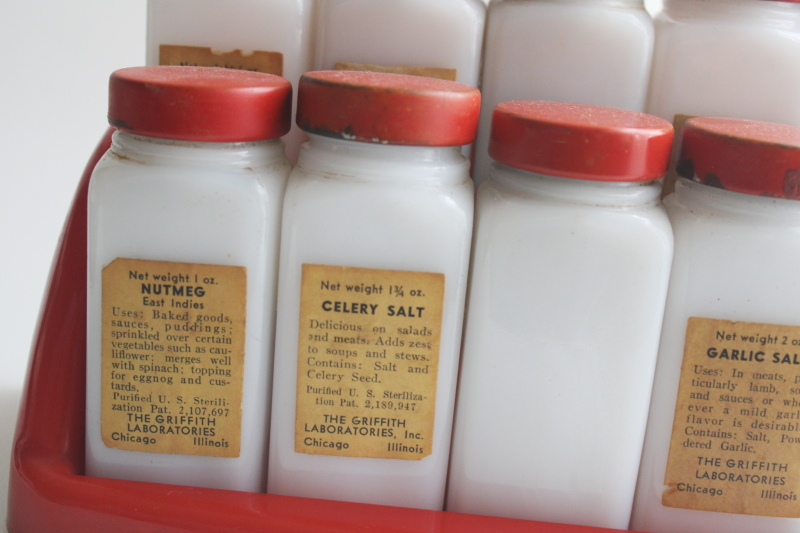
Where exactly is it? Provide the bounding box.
[663,317,800,516]
[101,258,246,457]
[294,264,445,460]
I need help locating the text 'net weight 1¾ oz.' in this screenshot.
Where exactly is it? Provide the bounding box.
[294,264,445,460]
[101,257,246,458]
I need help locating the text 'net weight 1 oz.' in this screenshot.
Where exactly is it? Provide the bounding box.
[101,258,246,458]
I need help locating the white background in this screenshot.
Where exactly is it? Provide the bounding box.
[0,0,147,523]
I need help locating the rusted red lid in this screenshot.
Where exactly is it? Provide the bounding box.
[489,101,674,182]
[677,117,800,199]
[108,66,292,142]
[296,70,481,146]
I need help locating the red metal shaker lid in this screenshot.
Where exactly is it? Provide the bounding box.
[296,70,481,146]
[108,66,292,143]
[677,117,800,200]
[489,101,674,182]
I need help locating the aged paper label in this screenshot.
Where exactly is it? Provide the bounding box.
[663,317,800,516]
[334,61,457,82]
[159,44,283,76]
[295,264,445,460]
[101,258,246,458]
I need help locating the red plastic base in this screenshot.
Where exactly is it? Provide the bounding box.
[7,128,629,533]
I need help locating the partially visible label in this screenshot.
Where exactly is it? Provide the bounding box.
[662,114,696,198]
[334,61,457,82]
[294,264,445,460]
[663,317,800,517]
[101,258,246,458]
[160,44,283,75]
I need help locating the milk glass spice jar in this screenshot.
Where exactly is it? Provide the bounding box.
[86,66,292,491]
[313,0,485,88]
[267,70,479,510]
[472,0,655,185]
[446,101,674,529]
[147,0,314,163]
[631,119,800,532]
[646,0,800,195]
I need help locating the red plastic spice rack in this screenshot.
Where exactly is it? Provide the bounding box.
[7,128,631,533]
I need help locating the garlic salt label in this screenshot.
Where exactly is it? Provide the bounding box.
[159,45,283,76]
[101,258,246,458]
[664,317,800,516]
[294,264,444,460]
[333,62,456,82]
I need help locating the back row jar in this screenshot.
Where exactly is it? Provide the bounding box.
[647,0,800,195]
[472,0,655,184]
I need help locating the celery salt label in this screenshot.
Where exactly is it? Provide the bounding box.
[294,264,444,460]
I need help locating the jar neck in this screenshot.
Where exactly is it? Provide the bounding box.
[488,162,663,207]
[110,131,286,169]
[671,177,800,219]
[658,0,800,25]
[296,134,470,185]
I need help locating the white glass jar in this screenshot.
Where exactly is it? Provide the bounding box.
[646,0,800,194]
[267,70,479,510]
[313,0,485,87]
[631,118,800,532]
[447,101,674,529]
[146,0,314,163]
[472,0,655,185]
[86,66,292,492]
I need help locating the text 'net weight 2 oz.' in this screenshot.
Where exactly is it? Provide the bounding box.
[295,264,445,460]
[101,258,246,458]
[664,317,800,517]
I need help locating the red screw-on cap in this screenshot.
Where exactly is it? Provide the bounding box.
[677,117,800,199]
[296,70,481,146]
[108,66,292,143]
[489,101,674,182]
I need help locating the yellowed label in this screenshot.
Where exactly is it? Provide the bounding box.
[663,317,800,516]
[159,44,283,76]
[334,61,457,82]
[294,264,445,460]
[101,258,246,458]
[662,114,696,198]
